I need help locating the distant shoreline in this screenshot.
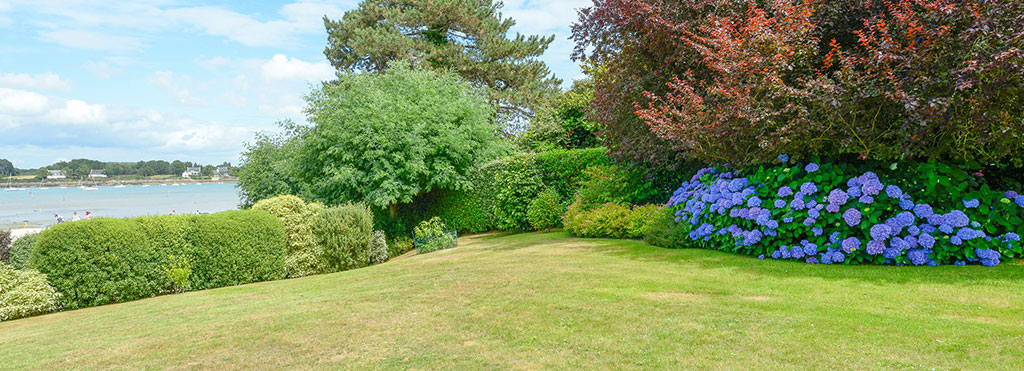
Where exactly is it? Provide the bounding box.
[0,178,237,189]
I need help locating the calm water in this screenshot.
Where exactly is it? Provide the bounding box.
[0,183,240,228]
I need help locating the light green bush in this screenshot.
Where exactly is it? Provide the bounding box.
[527,188,564,231]
[313,203,375,271]
[643,208,689,249]
[388,236,415,258]
[369,231,389,264]
[414,217,457,254]
[564,201,662,239]
[252,195,328,277]
[1,263,60,322]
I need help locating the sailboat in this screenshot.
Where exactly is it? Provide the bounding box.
[39,180,49,190]
[4,173,26,192]
[114,175,126,188]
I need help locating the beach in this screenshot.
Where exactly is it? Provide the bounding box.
[9,227,43,241]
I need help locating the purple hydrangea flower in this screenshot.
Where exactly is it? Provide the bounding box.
[913,204,934,218]
[1007,191,1019,199]
[825,203,840,213]
[803,244,818,256]
[806,200,818,209]
[895,212,915,227]
[806,257,818,264]
[778,154,790,163]
[728,178,748,192]
[962,199,980,208]
[808,209,821,218]
[748,196,762,208]
[919,234,935,249]
[866,240,886,255]
[859,195,875,204]
[790,198,806,210]
[847,187,862,198]
[743,230,763,246]
[827,189,849,206]
[920,224,936,235]
[842,208,862,227]
[883,247,902,259]
[907,225,920,236]
[870,224,892,241]
[812,227,823,236]
[885,185,903,199]
[899,199,915,210]
[946,210,970,228]
[791,247,806,259]
[777,186,793,198]
[861,179,884,196]
[841,237,861,253]
[803,217,816,226]
[907,249,930,266]
[774,199,786,208]
[800,182,818,195]
[831,251,846,263]
[805,163,819,172]
[820,252,833,265]
[905,236,918,249]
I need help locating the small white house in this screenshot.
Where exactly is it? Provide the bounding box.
[182,167,201,178]
[47,170,66,179]
[88,169,107,179]
[214,167,230,177]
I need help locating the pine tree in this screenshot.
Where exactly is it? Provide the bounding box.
[323,0,561,133]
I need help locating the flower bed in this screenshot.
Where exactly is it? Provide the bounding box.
[665,158,1023,266]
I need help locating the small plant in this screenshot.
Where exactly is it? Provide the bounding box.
[312,203,375,271]
[368,231,389,264]
[1,263,60,322]
[527,188,564,231]
[414,217,457,254]
[162,255,192,294]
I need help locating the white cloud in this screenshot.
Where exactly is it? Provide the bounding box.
[83,61,122,79]
[149,71,206,107]
[0,72,70,91]
[48,99,108,125]
[0,88,50,115]
[260,54,335,82]
[38,29,144,51]
[197,56,232,70]
[163,7,298,48]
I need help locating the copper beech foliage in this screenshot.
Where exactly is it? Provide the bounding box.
[572,0,1024,168]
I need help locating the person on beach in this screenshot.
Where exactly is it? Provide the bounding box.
[54,214,64,224]
[171,210,177,215]
[72,211,80,222]
[85,211,93,220]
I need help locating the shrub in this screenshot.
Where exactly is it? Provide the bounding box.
[414,217,457,254]
[369,231,389,265]
[8,233,38,270]
[564,201,661,239]
[665,158,1024,267]
[493,155,545,230]
[0,263,60,322]
[252,195,328,277]
[31,210,287,310]
[528,188,564,231]
[313,203,375,271]
[162,255,192,294]
[388,236,415,258]
[627,204,663,238]
[643,208,689,249]
[0,230,10,263]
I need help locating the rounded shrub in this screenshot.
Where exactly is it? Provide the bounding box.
[312,203,375,271]
[8,233,39,270]
[31,210,287,310]
[369,230,389,265]
[1,263,60,322]
[252,195,328,277]
[414,217,457,254]
[564,201,661,239]
[527,188,564,231]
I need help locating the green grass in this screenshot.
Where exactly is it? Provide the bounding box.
[2,232,1023,369]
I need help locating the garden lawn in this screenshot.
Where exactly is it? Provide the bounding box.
[2,232,1023,369]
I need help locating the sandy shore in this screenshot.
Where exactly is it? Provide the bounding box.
[8,227,43,241]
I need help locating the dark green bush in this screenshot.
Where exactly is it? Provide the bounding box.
[532,147,611,200]
[313,203,375,271]
[9,233,38,270]
[0,230,11,264]
[528,188,564,231]
[494,155,545,230]
[414,217,457,254]
[31,210,287,310]
[1,263,60,322]
[388,236,415,258]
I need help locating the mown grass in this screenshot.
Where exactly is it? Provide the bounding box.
[1,232,1022,369]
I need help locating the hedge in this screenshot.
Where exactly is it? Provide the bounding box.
[252,195,328,277]
[8,232,38,270]
[1,263,60,321]
[313,203,375,271]
[31,210,286,310]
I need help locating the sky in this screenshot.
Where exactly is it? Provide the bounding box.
[0,0,591,169]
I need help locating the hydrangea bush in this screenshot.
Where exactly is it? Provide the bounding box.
[664,157,1023,267]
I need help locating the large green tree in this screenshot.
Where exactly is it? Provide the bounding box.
[298,61,505,213]
[323,0,561,132]
[236,121,307,208]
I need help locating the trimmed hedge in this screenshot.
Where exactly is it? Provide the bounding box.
[1,263,60,321]
[31,210,286,310]
[252,195,328,277]
[528,188,564,231]
[8,233,38,270]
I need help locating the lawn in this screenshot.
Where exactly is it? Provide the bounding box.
[2,232,1022,369]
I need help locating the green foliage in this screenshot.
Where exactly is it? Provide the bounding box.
[414,217,457,254]
[643,208,689,249]
[30,211,287,310]
[518,80,602,151]
[564,201,661,239]
[388,236,415,258]
[493,156,544,230]
[252,195,328,277]
[237,122,306,208]
[8,233,38,270]
[532,147,612,200]
[0,263,60,322]
[527,188,564,231]
[0,230,10,264]
[162,255,192,294]
[312,203,375,271]
[323,0,560,129]
[300,60,505,209]
[369,231,389,265]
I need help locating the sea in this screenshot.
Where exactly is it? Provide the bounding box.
[0,183,241,229]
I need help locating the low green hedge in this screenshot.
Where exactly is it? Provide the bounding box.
[31,210,286,310]
[252,195,328,277]
[564,202,662,239]
[0,263,60,322]
[8,233,38,270]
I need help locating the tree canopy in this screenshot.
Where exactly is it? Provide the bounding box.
[323,0,561,132]
[296,61,506,210]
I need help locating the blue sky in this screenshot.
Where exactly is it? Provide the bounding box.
[0,0,589,168]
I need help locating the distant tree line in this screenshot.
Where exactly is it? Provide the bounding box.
[0,158,236,179]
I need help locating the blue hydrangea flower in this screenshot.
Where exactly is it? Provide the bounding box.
[803,217,816,226]
[951,236,963,245]
[847,187,862,198]
[956,228,979,241]
[766,220,779,229]
[783,217,794,223]
[976,248,1001,267]
[859,195,874,204]
[905,236,918,249]
[895,212,915,227]
[825,203,840,213]
[728,178,748,192]
[913,204,933,218]
[945,210,970,228]
[771,250,781,259]
[885,185,903,199]
[808,209,821,218]
[831,251,846,264]
[773,199,786,208]
[829,232,841,244]
[1007,190,1019,199]
[805,163,819,172]
[841,237,861,253]
[907,225,920,236]
[748,196,762,208]
[938,224,954,234]
[777,186,793,198]
[1016,196,1024,208]
[827,189,849,206]
[758,254,765,260]
[800,182,818,195]
[806,257,818,264]
[962,199,980,208]
[778,154,790,163]
[803,244,818,256]
[954,260,966,266]
[791,247,805,259]
[870,224,892,241]
[907,249,930,266]
[919,234,935,249]
[842,208,862,227]
[743,230,763,246]
[806,200,818,209]
[812,227,823,236]
[866,240,886,255]
[1005,233,1021,242]
[861,179,884,196]
[790,198,806,210]
[883,247,902,259]
[899,199,915,210]
[920,224,936,235]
